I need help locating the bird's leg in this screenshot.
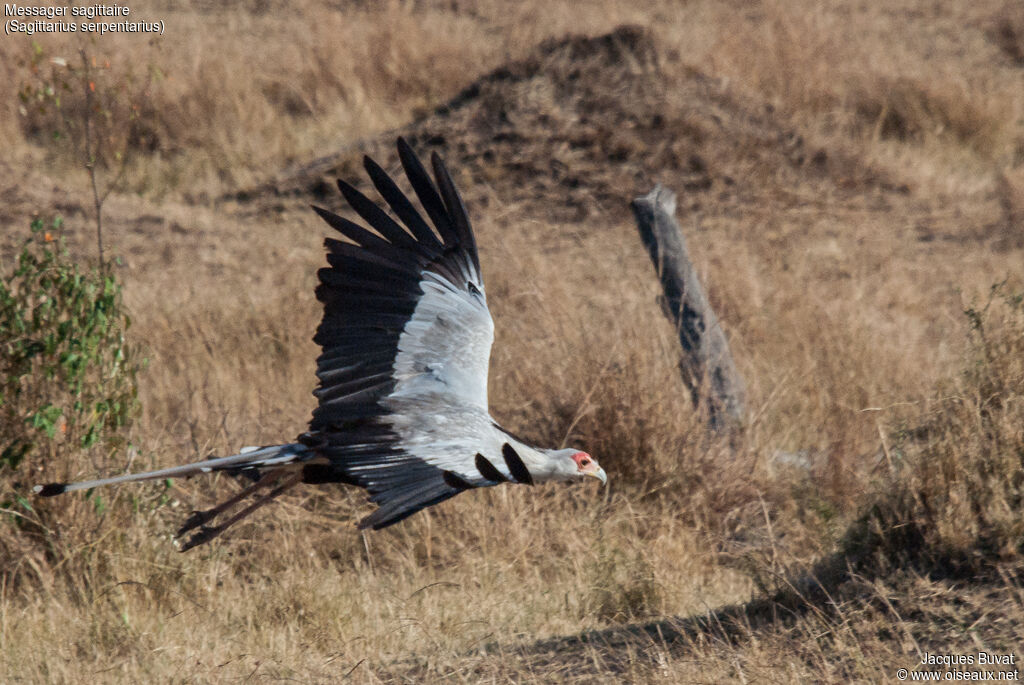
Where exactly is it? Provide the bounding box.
[177,472,302,552]
[176,470,280,537]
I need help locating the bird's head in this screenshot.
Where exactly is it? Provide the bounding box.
[545,448,606,485]
[573,450,606,484]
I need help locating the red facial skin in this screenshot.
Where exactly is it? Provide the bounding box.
[572,451,594,469]
[571,450,605,483]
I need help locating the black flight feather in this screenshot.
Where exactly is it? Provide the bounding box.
[334,178,421,250]
[443,470,477,490]
[363,154,444,251]
[475,453,509,483]
[397,137,458,243]
[502,443,534,486]
[431,152,481,276]
[312,206,397,255]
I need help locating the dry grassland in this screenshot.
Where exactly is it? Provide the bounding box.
[1,0,1023,682]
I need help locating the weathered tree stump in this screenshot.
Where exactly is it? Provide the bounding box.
[631,185,745,433]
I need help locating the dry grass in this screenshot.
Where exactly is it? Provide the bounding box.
[709,0,1023,195]
[2,0,1024,682]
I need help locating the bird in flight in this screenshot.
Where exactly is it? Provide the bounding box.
[36,138,606,550]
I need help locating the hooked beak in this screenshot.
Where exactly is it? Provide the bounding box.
[586,466,608,486]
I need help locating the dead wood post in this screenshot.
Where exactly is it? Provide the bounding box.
[630,185,745,433]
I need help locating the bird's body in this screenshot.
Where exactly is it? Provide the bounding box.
[36,138,605,549]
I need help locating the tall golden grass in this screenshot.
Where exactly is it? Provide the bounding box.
[1,0,1022,681]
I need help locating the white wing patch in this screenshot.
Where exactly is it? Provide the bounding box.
[382,265,509,480]
[384,401,504,477]
[390,270,493,411]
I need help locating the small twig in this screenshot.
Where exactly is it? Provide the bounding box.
[79,47,105,269]
[361,530,374,575]
[876,420,896,475]
[99,152,130,205]
[407,581,461,600]
[342,659,366,679]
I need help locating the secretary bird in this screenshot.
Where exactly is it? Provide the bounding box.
[35,138,606,550]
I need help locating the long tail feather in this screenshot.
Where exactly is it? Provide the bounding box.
[34,444,309,497]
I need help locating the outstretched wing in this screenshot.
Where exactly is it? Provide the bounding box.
[302,138,497,528]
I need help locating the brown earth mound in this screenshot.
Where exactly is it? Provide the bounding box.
[264,25,897,223]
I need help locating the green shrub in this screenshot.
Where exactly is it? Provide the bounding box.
[0,217,141,581]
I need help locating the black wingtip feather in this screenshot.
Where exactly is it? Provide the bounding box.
[335,178,421,250]
[397,138,458,244]
[313,205,402,258]
[475,453,509,483]
[35,483,67,497]
[430,152,480,274]
[443,470,476,490]
[502,444,534,485]
[362,154,445,251]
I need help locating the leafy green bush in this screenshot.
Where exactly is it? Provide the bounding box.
[1,217,139,467]
[1,217,141,579]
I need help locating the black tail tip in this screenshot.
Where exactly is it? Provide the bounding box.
[34,483,67,497]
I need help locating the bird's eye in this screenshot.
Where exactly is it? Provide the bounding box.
[579,459,590,467]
